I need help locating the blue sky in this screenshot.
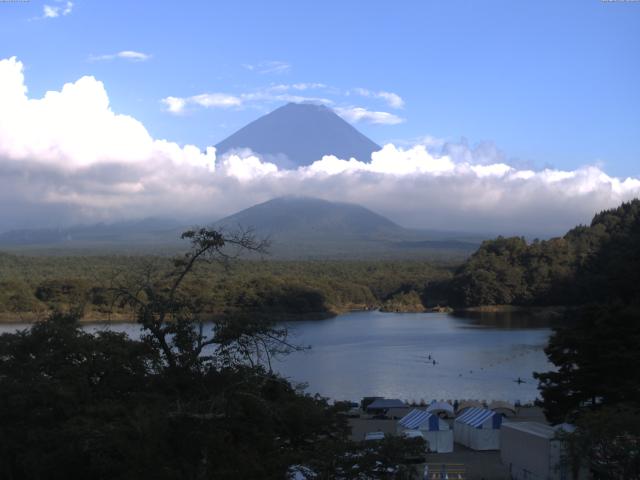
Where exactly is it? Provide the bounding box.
[1,0,638,177]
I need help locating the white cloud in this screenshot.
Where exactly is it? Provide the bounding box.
[162,84,405,121]
[352,88,405,109]
[1,55,639,236]
[243,61,291,75]
[161,96,187,114]
[161,93,243,113]
[269,83,327,92]
[43,1,73,18]
[90,51,152,62]
[191,93,242,108]
[161,89,332,115]
[0,56,215,171]
[257,93,333,105]
[43,5,59,18]
[220,153,279,181]
[335,106,405,125]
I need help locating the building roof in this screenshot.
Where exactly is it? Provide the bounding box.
[455,407,501,428]
[366,398,407,410]
[386,407,411,418]
[502,421,576,439]
[502,421,556,438]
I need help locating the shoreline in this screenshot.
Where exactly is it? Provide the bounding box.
[0,304,568,324]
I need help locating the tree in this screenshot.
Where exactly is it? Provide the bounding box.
[447,199,640,307]
[534,305,640,423]
[560,405,640,479]
[111,227,288,372]
[0,311,159,480]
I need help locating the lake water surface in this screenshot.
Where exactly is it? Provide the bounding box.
[0,310,553,404]
[278,310,553,404]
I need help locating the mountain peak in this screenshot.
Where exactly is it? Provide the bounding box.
[215,103,381,169]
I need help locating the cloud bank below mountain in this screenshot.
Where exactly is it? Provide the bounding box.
[1,56,638,236]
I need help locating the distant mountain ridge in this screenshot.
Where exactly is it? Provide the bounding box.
[0,197,482,259]
[0,218,185,248]
[214,196,481,259]
[215,103,381,168]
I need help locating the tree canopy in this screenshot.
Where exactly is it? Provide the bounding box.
[449,199,640,307]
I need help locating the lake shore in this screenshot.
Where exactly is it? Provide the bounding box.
[0,303,568,324]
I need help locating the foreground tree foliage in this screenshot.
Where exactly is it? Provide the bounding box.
[561,405,640,480]
[0,228,423,479]
[535,305,640,478]
[535,305,640,423]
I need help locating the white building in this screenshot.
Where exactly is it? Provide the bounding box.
[453,407,502,450]
[397,409,453,453]
[500,422,586,480]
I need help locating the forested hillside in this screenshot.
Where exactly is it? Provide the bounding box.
[0,256,453,321]
[449,199,640,306]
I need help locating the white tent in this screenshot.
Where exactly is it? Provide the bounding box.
[454,407,501,450]
[426,400,455,418]
[489,400,517,417]
[397,409,453,453]
[455,399,483,414]
[500,422,587,480]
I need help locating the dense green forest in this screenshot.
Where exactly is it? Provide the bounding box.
[449,199,640,307]
[0,254,454,322]
[3,199,640,320]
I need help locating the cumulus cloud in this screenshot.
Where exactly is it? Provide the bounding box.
[43,1,73,18]
[90,51,152,62]
[161,96,187,114]
[335,106,405,125]
[1,56,639,236]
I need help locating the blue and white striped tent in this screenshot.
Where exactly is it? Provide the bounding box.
[454,407,502,450]
[397,409,453,453]
[455,407,502,429]
[398,409,440,431]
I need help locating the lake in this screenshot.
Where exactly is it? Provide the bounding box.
[0,310,553,404]
[278,310,553,404]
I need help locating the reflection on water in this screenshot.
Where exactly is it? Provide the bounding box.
[0,310,554,404]
[452,309,561,330]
